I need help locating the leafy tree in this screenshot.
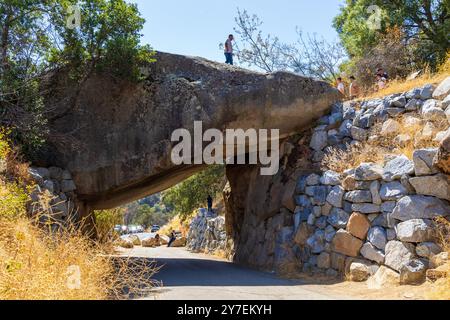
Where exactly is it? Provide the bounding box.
[333,0,450,68]
[50,0,155,82]
[94,208,124,242]
[0,0,58,157]
[342,27,416,89]
[130,204,173,228]
[162,165,226,218]
[0,0,155,159]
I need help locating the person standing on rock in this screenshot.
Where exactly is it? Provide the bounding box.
[224,34,234,65]
[336,77,346,96]
[207,195,213,213]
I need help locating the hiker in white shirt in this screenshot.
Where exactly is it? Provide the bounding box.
[336,77,346,96]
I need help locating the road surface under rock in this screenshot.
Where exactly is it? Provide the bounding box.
[118,244,357,300]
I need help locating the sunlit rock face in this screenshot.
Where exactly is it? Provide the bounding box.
[40,51,340,210]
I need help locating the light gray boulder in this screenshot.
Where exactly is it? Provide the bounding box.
[384,240,416,272]
[421,99,446,120]
[382,155,414,181]
[416,242,442,259]
[307,213,316,226]
[409,174,450,201]
[354,163,383,181]
[405,98,422,111]
[400,259,427,285]
[396,219,435,243]
[443,94,450,108]
[360,242,385,264]
[326,186,345,208]
[310,130,328,151]
[351,126,369,141]
[420,84,435,100]
[380,181,408,201]
[344,190,372,203]
[390,96,406,108]
[343,105,356,120]
[432,76,450,100]
[406,88,421,100]
[370,181,382,205]
[48,167,64,180]
[387,228,397,241]
[381,201,396,213]
[313,206,322,217]
[43,180,55,193]
[320,170,341,185]
[61,170,72,180]
[413,148,439,176]
[391,195,450,221]
[317,252,331,269]
[306,173,321,186]
[339,119,353,137]
[306,230,326,254]
[352,203,381,214]
[368,226,387,250]
[324,225,336,242]
[327,208,350,229]
[349,261,372,282]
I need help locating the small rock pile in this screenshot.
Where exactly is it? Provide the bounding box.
[186,208,228,254]
[27,166,78,222]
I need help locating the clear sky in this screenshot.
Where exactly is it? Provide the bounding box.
[130,0,345,64]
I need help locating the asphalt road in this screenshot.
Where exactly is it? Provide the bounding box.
[118,245,356,300]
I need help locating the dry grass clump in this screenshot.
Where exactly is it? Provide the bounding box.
[321,112,447,172]
[0,217,111,299]
[321,143,385,173]
[427,217,450,300]
[0,134,160,300]
[160,213,194,237]
[0,204,160,300]
[369,113,447,159]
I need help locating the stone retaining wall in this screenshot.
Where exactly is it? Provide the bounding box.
[186,208,229,255]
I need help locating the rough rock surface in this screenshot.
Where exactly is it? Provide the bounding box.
[384,241,416,272]
[435,130,450,174]
[367,266,400,289]
[42,51,340,210]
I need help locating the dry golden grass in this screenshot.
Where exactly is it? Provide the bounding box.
[321,112,447,172]
[159,213,195,237]
[0,217,111,299]
[0,135,160,300]
[0,205,160,300]
[426,218,450,300]
[321,143,386,173]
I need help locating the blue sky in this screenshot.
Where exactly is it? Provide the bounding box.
[130,0,345,63]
